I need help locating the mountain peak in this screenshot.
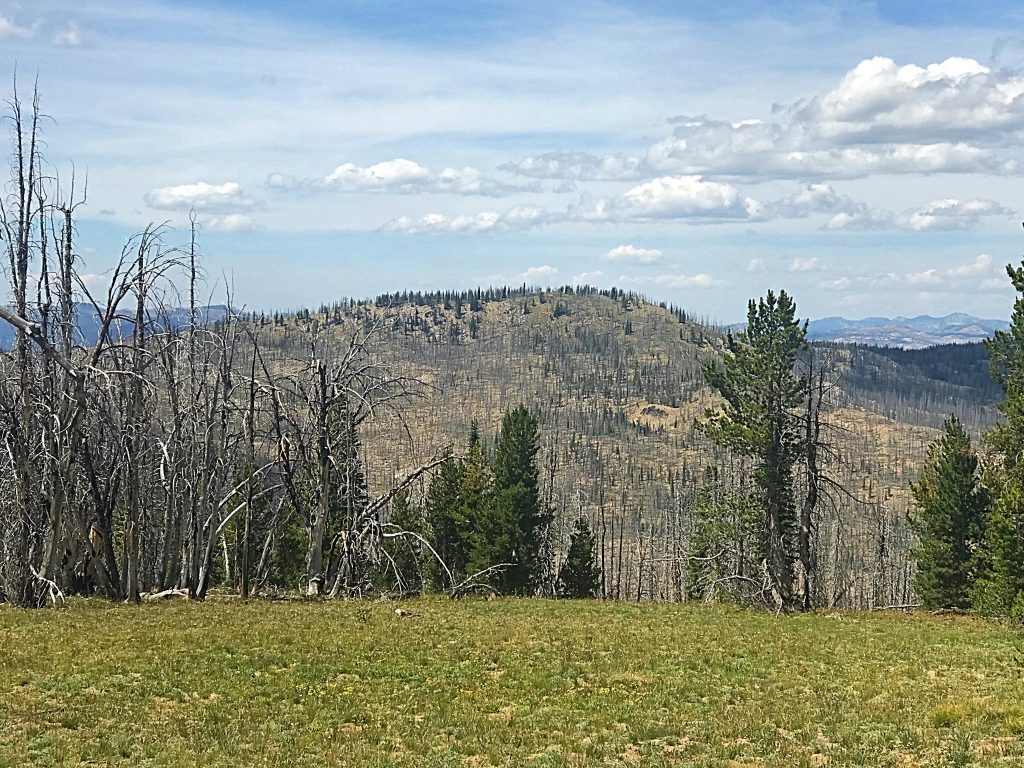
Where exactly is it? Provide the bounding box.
[807,313,1008,348]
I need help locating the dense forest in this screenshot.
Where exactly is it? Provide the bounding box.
[0,88,1016,615]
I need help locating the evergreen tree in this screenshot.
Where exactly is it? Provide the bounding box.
[972,481,1024,617]
[470,405,551,595]
[557,516,601,598]
[977,259,1024,617]
[379,488,425,594]
[700,290,807,608]
[908,415,989,610]
[424,456,467,590]
[270,511,306,590]
[459,422,492,545]
[686,467,761,602]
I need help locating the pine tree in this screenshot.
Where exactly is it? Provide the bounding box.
[972,482,1024,617]
[424,456,467,590]
[379,488,425,595]
[557,516,601,598]
[908,415,989,610]
[977,259,1024,617]
[470,405,551,595]
[700,290,806,608]
[686,467,761,602]
[460,422,491,539]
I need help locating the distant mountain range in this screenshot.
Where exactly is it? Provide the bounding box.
[804,313,1009,349]
[0,300,1008,352]
[0,303,230,349]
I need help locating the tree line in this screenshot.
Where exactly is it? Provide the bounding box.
[907,259,1024,618]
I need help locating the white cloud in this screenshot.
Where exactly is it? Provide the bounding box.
[901,198,1014,231]
[903,269,942,285]
[654,272,716,288]
[571,270,606,284]
[649,126,1014,180]
[433,166,518,196]
[389,175,764,234]
[604,245,662,264]
[53,22,84,46]
[581,175,763,222]
[818,253,1006,294]
[789,257,822,272]
[280,158,537,197]
[324,158,430,190]
[822,208,895,231]
[520,265,559,283]
[746,258,766,272]
[634,57,1024,181]
[204,214,256,232]
[382,204,556,234]
[619,272,717,288]
[804,56,1024,144]
[767,183,874,220]
[144,181,256,212]
[946,253,994,277]
[0,15,32,39]
[500,152,643,181]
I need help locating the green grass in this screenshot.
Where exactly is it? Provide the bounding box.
[1,599,1023,767]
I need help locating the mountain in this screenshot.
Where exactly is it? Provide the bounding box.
[0,303,230,349]
[292,287,1000,607]
[805,313,1009,348]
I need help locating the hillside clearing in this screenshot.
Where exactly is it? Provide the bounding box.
[1,599,1022,767]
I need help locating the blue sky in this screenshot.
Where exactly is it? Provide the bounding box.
[2,1,1024,321]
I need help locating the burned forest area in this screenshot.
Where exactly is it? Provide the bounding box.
[3,36,1024,765]
[0,87,1013,614]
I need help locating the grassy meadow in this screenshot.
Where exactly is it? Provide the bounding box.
[1,598,1022,767]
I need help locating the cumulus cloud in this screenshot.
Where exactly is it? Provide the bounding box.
[648,124,1015,180]
[653,273,716,288]
[0,15,32,39]
[502,56,1024,184]
[204,214,256,232]
[619,272,717,288]
[500,152,643,181]
[617,176,761,219]
[900,198,1014,231]
[571,175,763,223]
[819,196,1014,232]
[571,270,606,284]
[746,258,766,272]
[53,22,84,46]
[947,253,995,277]
[789,257,822,272]
[520,265,559,283]
[324,158,430,190]
[762,182,897,229]
[278,158,537,197]
[802,56,1024,144]
[818,253,1007,294]
[822,208,895,231]
[382,204,557,234]
[144,181,256,212]
[390,175,766,234]
[604,245,662,264]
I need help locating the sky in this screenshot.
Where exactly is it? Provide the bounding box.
[2,0,1024,322]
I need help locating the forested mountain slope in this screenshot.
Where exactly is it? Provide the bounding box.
[270,287,998,608]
